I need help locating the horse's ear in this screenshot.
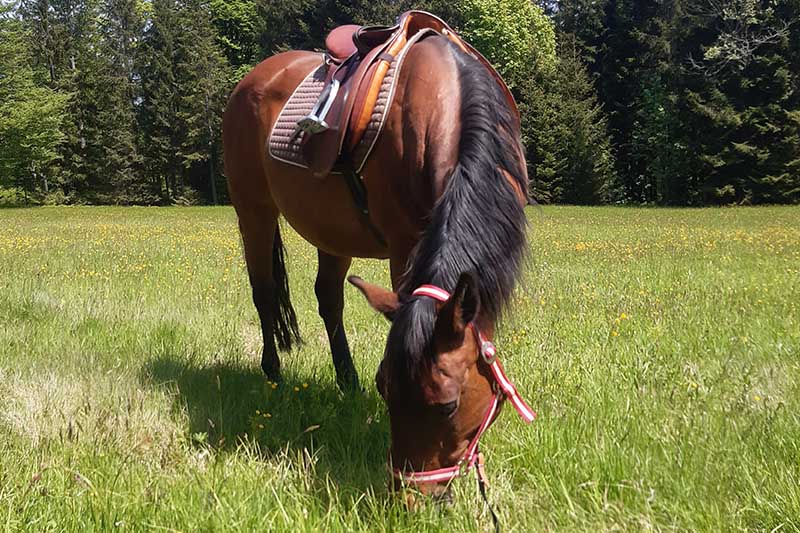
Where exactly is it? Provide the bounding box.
[438,272,479,334]
[348,276,399,321]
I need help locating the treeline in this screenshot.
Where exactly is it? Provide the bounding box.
[1,0,798,206]
[542,0,800,205]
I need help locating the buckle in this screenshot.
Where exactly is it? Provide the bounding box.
[480,340,496,365]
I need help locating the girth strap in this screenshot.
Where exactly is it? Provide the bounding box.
[341,157,387,248]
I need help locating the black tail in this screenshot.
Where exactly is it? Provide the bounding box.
[271,224,301,351]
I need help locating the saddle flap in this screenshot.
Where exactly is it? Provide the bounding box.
[300,44,387,177]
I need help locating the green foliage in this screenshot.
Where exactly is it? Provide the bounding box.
[209,0,260,77]
[458,0,556,88]
[630,75,692,205]
[3,0,800,205]
[558,0,800,204]
[139,0,229,204]
[0,187,29,207]
[681,0,800,204]
[0,9,69,197]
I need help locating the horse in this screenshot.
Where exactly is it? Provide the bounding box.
[222,13,532,498]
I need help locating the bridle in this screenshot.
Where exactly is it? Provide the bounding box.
[389,283,535,525]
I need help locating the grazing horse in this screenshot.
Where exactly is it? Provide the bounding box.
[222,14,531,497]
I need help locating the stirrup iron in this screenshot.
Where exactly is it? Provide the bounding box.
[295,78,340,136]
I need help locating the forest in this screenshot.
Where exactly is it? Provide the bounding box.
[1,0,799,206]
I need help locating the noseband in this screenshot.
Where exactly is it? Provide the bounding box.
[390,284,535,488]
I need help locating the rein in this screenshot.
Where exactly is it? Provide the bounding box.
[391,284,535,529]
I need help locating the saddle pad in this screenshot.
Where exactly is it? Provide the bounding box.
[267,60,330,170]
[267,40,411,175]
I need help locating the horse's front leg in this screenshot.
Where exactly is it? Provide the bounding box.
[315,250,360,391]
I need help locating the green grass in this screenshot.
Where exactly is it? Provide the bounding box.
[1,205,798,532]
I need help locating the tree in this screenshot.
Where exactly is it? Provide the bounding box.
[0,6,69,202]
[177,0,230,204]
[630,74,692,205]
[682,0,800,203]
[138,0,183,200]
[547,0,608,63]
[523,35,616,204]
[458,0,557,90]
[139,0,229,204]
[209,0,260,79]
[88,0,148,203]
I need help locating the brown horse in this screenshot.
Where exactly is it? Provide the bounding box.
[223,23,530,496]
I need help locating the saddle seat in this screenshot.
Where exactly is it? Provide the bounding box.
[295,10,516,178]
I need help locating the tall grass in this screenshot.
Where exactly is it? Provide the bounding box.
[1,206,798,531]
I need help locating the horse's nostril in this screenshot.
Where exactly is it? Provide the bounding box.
[435,400,458,417]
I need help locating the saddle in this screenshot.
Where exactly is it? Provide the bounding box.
[295,10,517,178]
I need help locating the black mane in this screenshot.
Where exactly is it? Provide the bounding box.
[390,38,529,377]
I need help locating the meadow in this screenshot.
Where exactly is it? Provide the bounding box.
[1,205,798,532]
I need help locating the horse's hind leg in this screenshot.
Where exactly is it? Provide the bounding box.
[315,250,359,391]
[238,208,301,382]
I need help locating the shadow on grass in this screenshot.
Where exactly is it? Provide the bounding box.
[140,356,390,493]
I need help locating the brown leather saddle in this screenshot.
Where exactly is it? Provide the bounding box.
[295,10,517,178]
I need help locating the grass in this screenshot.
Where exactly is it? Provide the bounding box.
[1,205,798,532]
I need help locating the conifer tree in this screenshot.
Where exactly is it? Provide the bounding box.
[138,0,182,200]
[524,35,616,204]
[139,0,229,204]
[89,0,147,202]
[682,0,800,203]
[176,0,229,204]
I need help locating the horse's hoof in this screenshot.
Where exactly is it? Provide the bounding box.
[336,371,360,393]
[261,362,282,383]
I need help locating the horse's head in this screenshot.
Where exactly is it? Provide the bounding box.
[349,272,500,497]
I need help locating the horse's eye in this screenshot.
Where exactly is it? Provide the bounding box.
[433,400,458,417]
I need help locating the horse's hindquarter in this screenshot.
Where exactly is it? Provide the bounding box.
[225,51,317,210]
[226,50,390,259]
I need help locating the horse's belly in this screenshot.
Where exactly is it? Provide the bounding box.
[268,165,390,259]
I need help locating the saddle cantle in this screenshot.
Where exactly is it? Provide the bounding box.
[269,10,518,179]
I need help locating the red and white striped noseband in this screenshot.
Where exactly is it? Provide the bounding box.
[390,284,535,486]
